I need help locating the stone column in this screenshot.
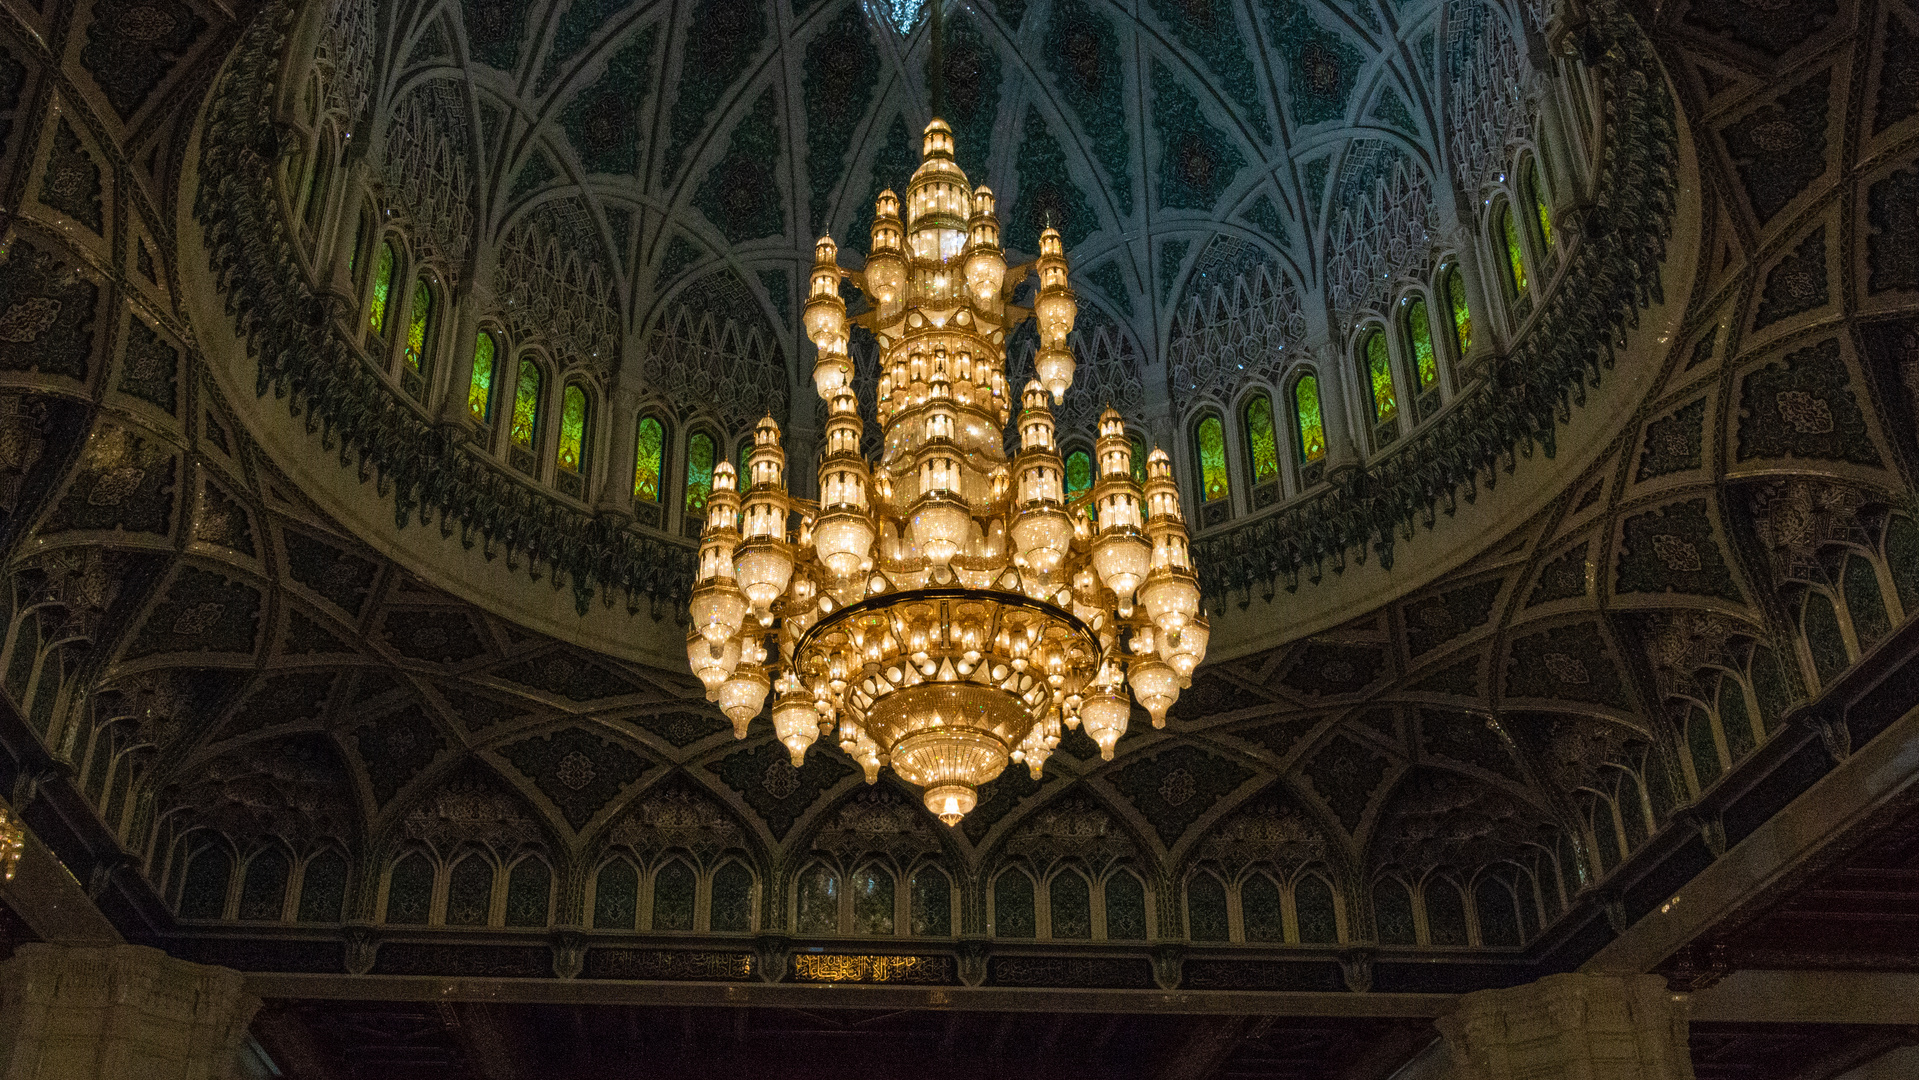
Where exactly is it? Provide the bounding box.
[0,943,260,1080]
[1435,973,1694,1080]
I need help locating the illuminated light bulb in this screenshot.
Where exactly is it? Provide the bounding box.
[1162,616,1210,678]
[687,629,741,697]
[1139,568,1201,632]
[772,690,821,766]
[813,510,876,578]
[734,536,795,613]
[1128,659,1180,728]
[925,783,977,827]
[1078,691,1131,760]
[911,495,971,565]
[717,663,771,737]
[688,579,748,646]
[1092,531,1152,607]
[1034,346,1075,402]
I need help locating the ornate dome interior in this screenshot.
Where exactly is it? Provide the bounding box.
[0,0,1917,1072]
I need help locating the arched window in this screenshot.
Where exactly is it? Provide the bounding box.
[1049,870,1092,939]
[594,859,638,929]
[556,383,590,475]
[1243,392,1279,494]
[1497,202,1528,298]
[1187,871,1229,941]
[1295,874,1339,943]
[1130,434,1148,484]
[993,869,1035,938]
[1404,296,1438,394]
[178,843,232,919]
[302,138,331,232]
[468,331,497,424]
[1444,265,1472,357]
[239,847,290,921]
[1064,447,1093,500]
[1241,873,1282,942]
[349,206,372,281]
[1475,876,1522,946]
[1687,704,1723,792]
[910,866,952,936]
[653,860,697,931]
[384,853,433,924]
[510,358,543,451]
[1373,878,1416,945]
[711,861,755,932]
[1104,870,1147,940]
[504,858,551,927]
[445,854,494,926]
[1293,374,1326,466]
[852,864,895,935]
[1523,157,1553,251]
[633,416,666,504]
[1360,328,1398,429]
[796,864,839,934]
[296,850,348,923]
[367,240,397,335]
[403,277,434,373]
[684,431,717,516]
[1424,878,1470,946]
[1195,416,1229,505]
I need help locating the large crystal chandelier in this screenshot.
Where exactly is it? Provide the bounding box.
[687,120,1207,825]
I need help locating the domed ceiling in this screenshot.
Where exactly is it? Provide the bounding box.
[351,0,1530,421]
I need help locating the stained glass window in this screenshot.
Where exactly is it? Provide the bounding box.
[685,432,717,514]
[1688,706,1722,790]
[711,862,755,932]
[239,848,290,921]
[1295,875,1339,943]
[510,359,541,449]
[403,278,433,371]
[1476,877,1522,946]
[1499,203,1528,296]
[1243,393,1278,483]
[653,860,696,931]
[367,241,395,335]
[557,384,588,474]
[1446,266,1472,356]
[910,867,952,936]
[1131,436,1147,485]
[1424,878,1469,946]
[853,865,895,935]
[994,870,1035,937]
[1374,879,1416,945]
[179,845,231,919]
[468,332,495,423]
[303,141,331,230]
[633,416,664,503]
[1294,375,1326,464]
[594,860,638,929]
[1196,416,1229,503]
[797,865,839,934]
[296,850,347,923]
[1064,448,1093,499]
[384,853,433,925]
[1241,873,1282,942]
[1049,871,1092,939]
[1104,871,1147,940]
[504,858,551,927]
[446,855,494,926]
[350,208,370,279]
[1526,159,1553,249]
[1187,872,1229,941]
[1363,330,1397,424]
[1405,297,1437,390]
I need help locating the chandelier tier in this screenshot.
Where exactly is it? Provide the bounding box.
[687,120,1207,825]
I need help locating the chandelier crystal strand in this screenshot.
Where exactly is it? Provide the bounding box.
[689,120,1206,825]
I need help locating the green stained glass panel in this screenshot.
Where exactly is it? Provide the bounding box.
[685,433,716,514]
[1688,706,1723,790]
[239,849,289,921]
[1406,298,1437,390]
[446,856,494,926]
[403,278,431,370]
[1187,873,1229,941]
[557,384,587,473]
[1374,880,1415,945]
[633,417,664,503]
[1049,871,1091,939]
[504,859,551,927]
[797,865,838,934]
[711,862,755,932]
[383,854,432,925]
[910,867,952,936]
[468,332,495,423]
[1130,436,1147,484]
[368,242,395,334]
[510,359,541,449]
[1294,375,1326,464]
[1197,416,1229,503]
[1446,267,1472,356]
[1295,875,1338,943]
[593,860,638,929]
[1365,331,1397,424]
[1500,205,1528,296]
[994,871,1035,938]
[1242,874,1282,941]
[1244,394,1278,482]
[1065,449,1093,498]
[853,866,895,935]
[1528,163,1553,249]
[653,861,696,931]
[296,850,347,923]
[1425,879,1469,946]
[1104,872,1146,940]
